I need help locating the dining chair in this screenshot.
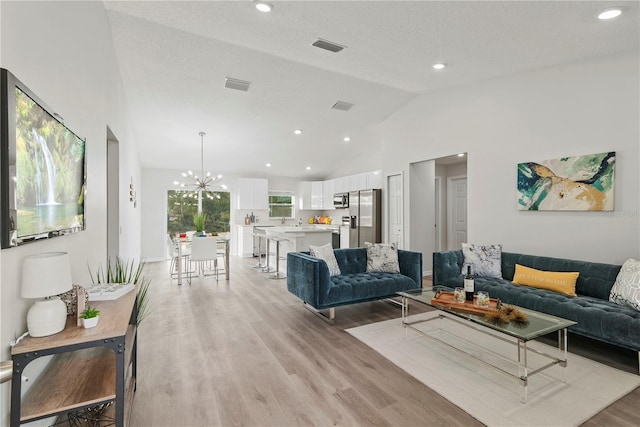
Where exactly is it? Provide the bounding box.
[215,235,229,280]
[190,237,220,280]
[166,234,195,284]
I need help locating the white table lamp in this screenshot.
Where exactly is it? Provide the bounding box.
[22,252,73,337]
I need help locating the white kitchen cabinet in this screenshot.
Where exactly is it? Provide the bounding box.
[298,181,311,210]
[349,173,367,191]
[237,178,268,210]
[237,225,255,257]
[322,179,335,210]
[298,181,323,210]
[334,176,350,194]
[311,181,323,209]
[366,170,382,189]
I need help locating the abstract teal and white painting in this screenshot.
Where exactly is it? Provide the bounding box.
[517,152,615,211]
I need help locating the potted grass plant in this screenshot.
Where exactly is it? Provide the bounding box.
[88,257,152,325]
[193,212,207,236]
[81,305,101,328]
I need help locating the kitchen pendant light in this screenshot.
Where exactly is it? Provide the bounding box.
[174,132,225,212]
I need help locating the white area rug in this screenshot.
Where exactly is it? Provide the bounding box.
[346,312,640,427]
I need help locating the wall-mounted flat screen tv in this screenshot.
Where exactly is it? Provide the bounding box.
[1,68,86,248]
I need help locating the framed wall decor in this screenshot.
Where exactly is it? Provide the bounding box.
[517,151,615,211]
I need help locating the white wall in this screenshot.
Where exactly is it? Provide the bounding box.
[409,160,435,273]
[0,2,142,425]
[378,51,639,264]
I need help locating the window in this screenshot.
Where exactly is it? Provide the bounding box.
[167,190,230,235]
[269,192,295,218]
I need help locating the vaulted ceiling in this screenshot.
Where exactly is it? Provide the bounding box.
[104,1,639,179]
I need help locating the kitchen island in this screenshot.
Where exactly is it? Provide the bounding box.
[258,225,333,251]
[255,226,334,278]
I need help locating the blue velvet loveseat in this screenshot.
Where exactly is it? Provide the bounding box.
[287,247,422,322]
[433,250,640,356]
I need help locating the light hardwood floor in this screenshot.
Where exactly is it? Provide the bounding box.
[130,256,639,426]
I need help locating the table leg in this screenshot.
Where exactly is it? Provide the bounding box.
[520,339,528,403]
[225,239,230,280]
[176,239,182,286]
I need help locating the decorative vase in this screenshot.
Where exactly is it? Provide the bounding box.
[82,316,99,329]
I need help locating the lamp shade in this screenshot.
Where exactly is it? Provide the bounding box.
[22,252,72,298]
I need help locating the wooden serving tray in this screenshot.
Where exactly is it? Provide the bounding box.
[431,290,501,316]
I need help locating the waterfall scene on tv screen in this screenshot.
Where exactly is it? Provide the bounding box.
[15,87,85,238]
[517,151,615,211]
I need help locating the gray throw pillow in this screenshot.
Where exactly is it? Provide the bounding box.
[365,242,400,273]
[309,243,341,276]
[461,243,502,278]
[609,258,640,311]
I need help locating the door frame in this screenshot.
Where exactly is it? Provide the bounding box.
[434,175,443,252]
[447,174,467,250]
[107,127,119,260]
[385,171,404,248]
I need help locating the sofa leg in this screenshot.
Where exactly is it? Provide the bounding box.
[303,303,335,325]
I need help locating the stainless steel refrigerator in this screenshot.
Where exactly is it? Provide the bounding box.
[349,189,382,247]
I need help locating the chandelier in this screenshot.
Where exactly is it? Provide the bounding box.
[173,132,226,211]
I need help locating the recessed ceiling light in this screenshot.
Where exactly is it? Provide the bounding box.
[343,137,351,142]
[305,166,311,171]
[294,129,303,135]
[457,153,465,157]
[432,63,447,70]
[266,163,272,167]
[598,8,622,20]
[254,1,273,13]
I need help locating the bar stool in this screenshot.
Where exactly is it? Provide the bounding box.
[262,236,276,273]
[252,232,266,269]
[269,236,287,279]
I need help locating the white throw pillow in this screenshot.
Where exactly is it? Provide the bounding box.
[609,258,640,311]
[365,242,400,273]
[461,243,503,279]
[309,243,341,276]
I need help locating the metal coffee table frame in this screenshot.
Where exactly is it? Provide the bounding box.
[399,289,577,403]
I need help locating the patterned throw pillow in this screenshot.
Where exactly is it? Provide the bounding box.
[609,258,640,311]
[309,243,341,276]
[365,242,400,273]
[461,243,503,279]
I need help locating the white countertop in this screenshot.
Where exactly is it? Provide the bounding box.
[265,226,334,234]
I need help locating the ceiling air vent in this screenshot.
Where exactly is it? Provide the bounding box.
[312,38,346,53]
[331,101,354,112]
[224,77,252,92]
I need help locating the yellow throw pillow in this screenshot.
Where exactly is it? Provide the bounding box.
[512,264,579,297]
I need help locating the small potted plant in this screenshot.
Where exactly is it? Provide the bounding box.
[193,212,207,236]
[81,305,101,329]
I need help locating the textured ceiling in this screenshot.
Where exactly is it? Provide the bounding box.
[104,1,639,179]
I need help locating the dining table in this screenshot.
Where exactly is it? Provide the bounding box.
[174,235,230,285]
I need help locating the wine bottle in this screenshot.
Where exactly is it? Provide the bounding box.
[464,265,474,302]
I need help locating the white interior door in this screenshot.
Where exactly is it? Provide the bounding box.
[387,173,404,248]
[447,176,467,250]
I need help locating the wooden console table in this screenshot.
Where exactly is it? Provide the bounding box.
[10,290,137,426]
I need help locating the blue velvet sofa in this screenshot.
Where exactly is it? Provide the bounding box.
[433,250,640,356]
[287,247,422,322]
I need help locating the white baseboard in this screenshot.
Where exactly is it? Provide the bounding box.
[423,269,432,277]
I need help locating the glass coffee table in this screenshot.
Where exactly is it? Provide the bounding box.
[397,288,577,403]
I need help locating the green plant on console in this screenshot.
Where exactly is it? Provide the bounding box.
[81,305,100,319]
[88,257,152,325]
[193,211,207,233]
